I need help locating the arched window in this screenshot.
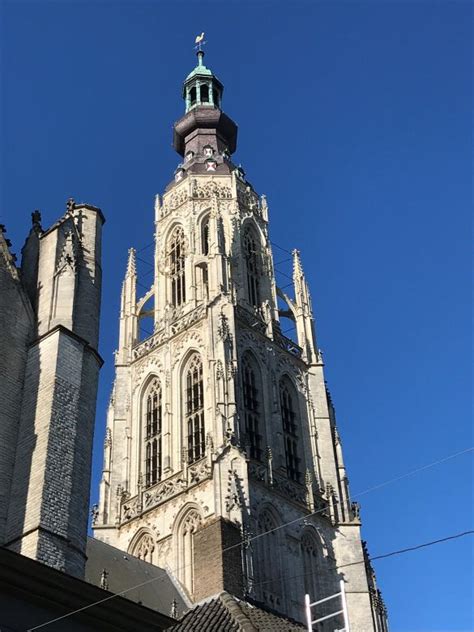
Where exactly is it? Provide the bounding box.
[301,531,322,602]
[132,532,155,564]
[243,228,260,308]
[178,509,202,594]
[280,379,301,483]
[168,226,186,307]
[144,378,162,488]
[255,509,282,607]
[185,354,205,464]
[190,86,197,106]
[200,83,209,103]
[201,216,210,255]
[213,88,220,108]
[242,354,263,461]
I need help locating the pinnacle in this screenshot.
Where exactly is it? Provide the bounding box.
[126,247,136,276]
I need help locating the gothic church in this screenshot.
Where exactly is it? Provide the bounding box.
[0,48,388,631]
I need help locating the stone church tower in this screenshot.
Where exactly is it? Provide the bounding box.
[0,201,104,578]
[94,50,387,630]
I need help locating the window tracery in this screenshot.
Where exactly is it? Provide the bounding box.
[243,228,261,308]
[178,508,202,595]
[280,379,301,483]
[301,531,324,608]
[185,354,205,464]
[132,532,155,564]
[144,378,162,488]
[168,226,186,307]
[255,509,282,606]
[242,354,263,461]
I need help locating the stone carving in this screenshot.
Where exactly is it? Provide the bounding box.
[188,458,211,485]
[192,179,232,200]
[248,461,308,507]
[225,469,241,512]
[104,428,112,448]
[56,230,78,274]
[120,459,212,524]
[236,305,266,335]
[132,304,206,360]
[161,188,188,217]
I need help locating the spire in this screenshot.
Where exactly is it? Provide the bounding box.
[126,247,136,277]
[292,249,312,314]
[291,249,318,364]
[118,247,137,362]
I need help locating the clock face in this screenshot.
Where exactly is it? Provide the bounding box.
[185,151,194,162]
[204,146,214,157]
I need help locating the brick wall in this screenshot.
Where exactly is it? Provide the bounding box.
[193,517,243,601]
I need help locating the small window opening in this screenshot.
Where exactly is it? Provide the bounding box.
[190,86,197,106]
[201,84,209,103]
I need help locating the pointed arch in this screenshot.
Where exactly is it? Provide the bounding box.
[241,351,263,461]
[167,225,186,307]
[201,214,210,255]
[300,527,331,612]
[129,528,155,564]
[242,224,261,308]
[279,375,302,483]
[142,376,162,487]
[182,352,205,464]
[174,504,203,596]
[254,505,283,608]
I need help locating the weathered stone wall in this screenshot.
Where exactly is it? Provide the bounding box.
[0,231,34,544]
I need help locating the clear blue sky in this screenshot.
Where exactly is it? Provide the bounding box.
[1,2,472,630]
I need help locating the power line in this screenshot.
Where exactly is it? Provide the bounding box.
[251,530,474,589]
[26,446,473,630]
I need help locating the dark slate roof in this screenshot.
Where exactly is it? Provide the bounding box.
[85,537,190,619]
[166,592,306,631]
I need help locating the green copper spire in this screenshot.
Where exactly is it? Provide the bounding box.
[182,49,223,113]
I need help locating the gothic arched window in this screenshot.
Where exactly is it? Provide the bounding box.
[201,216,210,255]
[168,226,186,307]
[255,509,282,607]
[185,354,205,464]
[144,378,162,488]
[132,532,155,564]
[280,378,301,483]
[178,508,202,594]
[189,86,197,106]
[301,531,322,602]
[243,228,261,308]
[242,353,263,461]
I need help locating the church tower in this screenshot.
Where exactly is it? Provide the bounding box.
[94,49,387,629]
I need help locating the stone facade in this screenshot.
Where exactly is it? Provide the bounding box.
[93,51,388,630]
[0,201,104,578]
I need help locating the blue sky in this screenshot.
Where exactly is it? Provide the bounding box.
[1,1,472,630]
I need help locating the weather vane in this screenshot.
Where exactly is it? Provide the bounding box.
[194,32,206,52]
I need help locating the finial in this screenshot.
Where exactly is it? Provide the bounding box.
[66,197,75,213]
[126,247,136,276]
[100,568,109,590]
[194,32,206,65]
[170,599,178,619]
